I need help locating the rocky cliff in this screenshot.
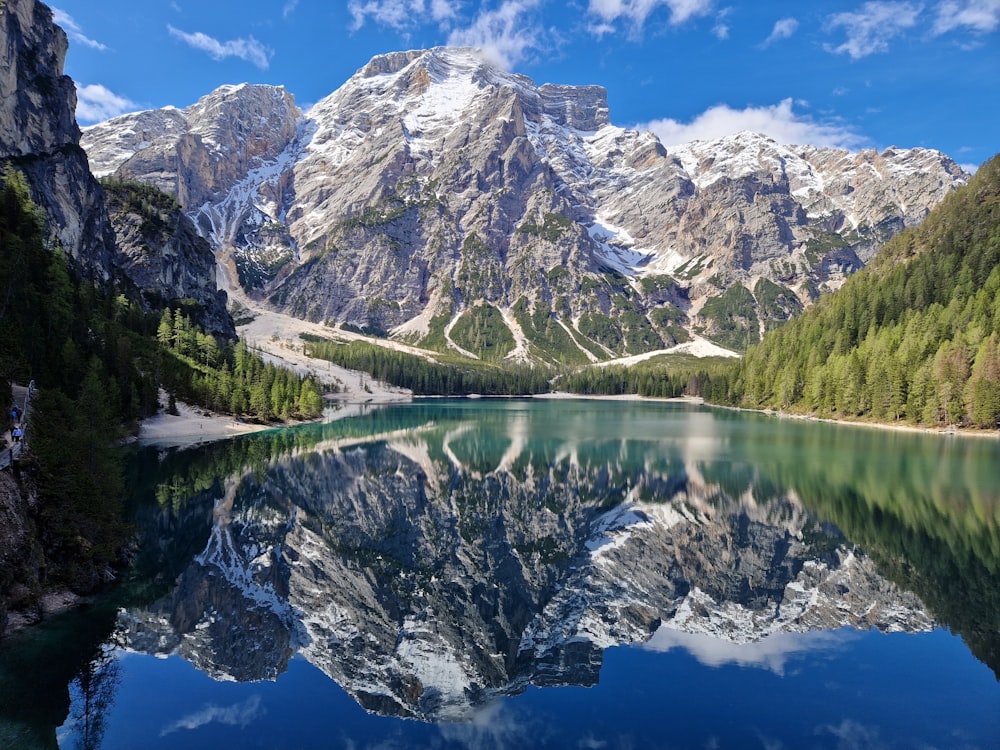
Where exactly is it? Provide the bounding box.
[0,0,234,337]
[82,47,967,358]
[0,471,43,636]
[101,181,234,338]
[0,0,116,277]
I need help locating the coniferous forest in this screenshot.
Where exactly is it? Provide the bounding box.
[156,310,325,421]
[0,166,323,591]
[712,154,1000,429]
[302,336,552,396]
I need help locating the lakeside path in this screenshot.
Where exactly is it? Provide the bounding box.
[0,383,32,470]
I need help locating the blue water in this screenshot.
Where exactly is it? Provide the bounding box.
[67,629,997,749]
[2,400,998,749]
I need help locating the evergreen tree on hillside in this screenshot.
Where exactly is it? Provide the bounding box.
[717,154,1000,428]
[0,165,325,594]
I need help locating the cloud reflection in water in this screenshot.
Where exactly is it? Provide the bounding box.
[643,627,856,676]
[159,693,265,736]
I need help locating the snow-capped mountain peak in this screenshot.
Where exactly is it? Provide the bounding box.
[81,46,967,360]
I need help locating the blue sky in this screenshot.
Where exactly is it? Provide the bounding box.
[50,0,998,168]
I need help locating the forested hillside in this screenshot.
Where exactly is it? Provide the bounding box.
[720,154,1000,428]
[0,166,324,600]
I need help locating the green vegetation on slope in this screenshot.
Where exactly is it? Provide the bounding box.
[0,166,324,594]
[753,277,804,333]
[301,336,551,396]
[156,309,324,421]
[697,283,760,350]
[518,212,573,241]
[716,154,1000,428]
[449,304,515,361]
[99,176,180,227]
[553,354,734,398]
[511,297,590,367]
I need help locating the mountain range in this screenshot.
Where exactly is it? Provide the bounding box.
[122,415,934,721]
[81,47,968,361]
[0,0,232,337]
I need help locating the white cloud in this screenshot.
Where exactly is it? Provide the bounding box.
[51,8,108,51]
[283,0,299,18]
[349,0,417,29]
[825,2,923,59]
[959,162,980,173]
[160,695,264,737]
[75,84,137,124]
[711,6,731,38]
[762,17,798,46]
[587,0,714,32]
[588,21,618,37]
[447,0,542,69]
[431,0,461,22]
[438,702,533,748]
[348,0,460,30]
[817,719,885,750]
[644,627,854,675]
[933,0,1000,34]
[167,25,272,69]
[641,98,866,149]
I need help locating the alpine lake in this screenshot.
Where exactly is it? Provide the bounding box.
[1,399,998,749]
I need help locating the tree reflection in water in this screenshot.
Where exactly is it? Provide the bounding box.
[2,399,997,746]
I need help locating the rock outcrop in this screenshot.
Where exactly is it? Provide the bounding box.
[0,471,42,636]
[82,47,968,358]
[0,0,235,338]
[102,181,235,338]
[0,0,116,277]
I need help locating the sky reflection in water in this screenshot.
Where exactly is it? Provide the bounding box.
[2,400,996,748]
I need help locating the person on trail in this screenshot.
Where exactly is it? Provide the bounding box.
[12,426,22,443]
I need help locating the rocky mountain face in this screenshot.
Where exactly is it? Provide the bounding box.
[0,471,43,636]
[120,421,933,721]
[0,0,116,277]
[0,0,233,337]
[101,181,234,338]
[83,47,967,359]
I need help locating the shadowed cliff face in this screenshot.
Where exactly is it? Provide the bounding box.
[120,406,938,721]
[0,0,234,337]
[0,0,117,278]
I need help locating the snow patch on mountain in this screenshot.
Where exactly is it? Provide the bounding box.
[588,218,655,275]
[80,47,968,358]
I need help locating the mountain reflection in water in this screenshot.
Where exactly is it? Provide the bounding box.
[117,400,965,722]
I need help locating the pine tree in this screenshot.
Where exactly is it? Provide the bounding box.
[156,309,173,348]
[965,334,1000,428]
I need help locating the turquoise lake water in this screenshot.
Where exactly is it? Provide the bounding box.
[2,399,998,749]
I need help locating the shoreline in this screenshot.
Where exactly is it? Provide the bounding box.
[3,591,85,638]
[135,389,999,448]
[134,390,417,449]
[706,400,1000,440]
[534,390,999,439]
[135,398,275,447]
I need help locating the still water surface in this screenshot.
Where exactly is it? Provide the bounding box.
[2,400,998,749]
